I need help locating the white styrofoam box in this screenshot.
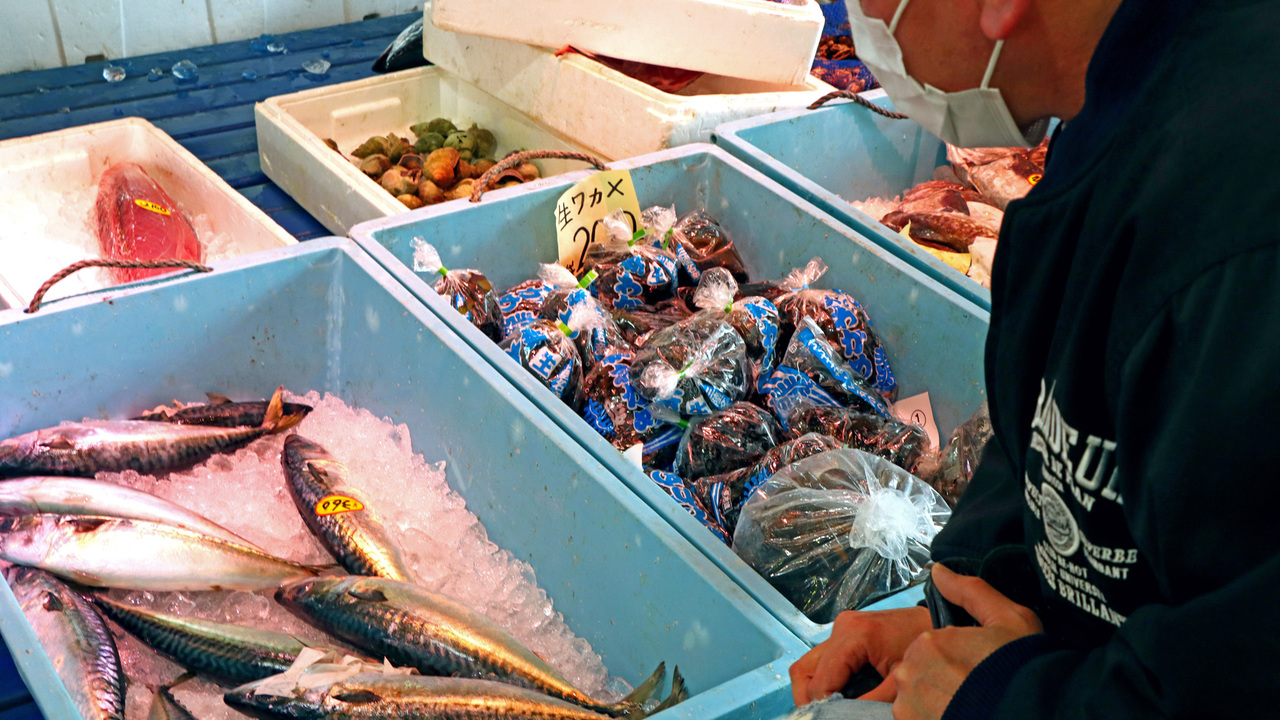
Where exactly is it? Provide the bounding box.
[0,118,296,309]
[255,66,600,236]
[430,0,823,86]
[420,4,834,161]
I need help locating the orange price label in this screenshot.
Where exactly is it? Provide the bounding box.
[1028,174,1043,186]
[134,199,172,215]
[314,494,364,516]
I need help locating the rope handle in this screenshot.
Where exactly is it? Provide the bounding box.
[808,89,909,119]
[469,150,608,203]
[25,259,212,314]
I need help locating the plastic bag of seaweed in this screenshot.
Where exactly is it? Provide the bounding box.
[630,312,748,419]
[413,238,503,341]
[692,267,782,400]
[733,449,951,623]
[763,316,894,428]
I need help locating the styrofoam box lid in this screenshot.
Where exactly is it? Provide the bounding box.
[0,117,295,308]
[430,0,824,87]
[421,3,834,161]
[255,67,599,237]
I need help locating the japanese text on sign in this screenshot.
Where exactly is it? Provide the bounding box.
[554,170,643,274]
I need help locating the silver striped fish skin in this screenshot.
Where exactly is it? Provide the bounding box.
[0,514,318,591]
[226,673,616,720]
[282,435,412,582]
[148,686,197,720]
[275,576,635,716]
[0,476,256,548]
[135,394,314,427]
[10,568,125,720]
[0,387,305,478]
[93,595,311,684]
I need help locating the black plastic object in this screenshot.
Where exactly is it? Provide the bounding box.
[372,19,428,73]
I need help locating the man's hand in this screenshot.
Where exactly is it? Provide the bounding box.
[790,605,932,706]
[889,564,1044,720]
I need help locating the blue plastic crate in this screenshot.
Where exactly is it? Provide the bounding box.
[348,144,987,645]
[713,92,991,310]
[0,239,806,720]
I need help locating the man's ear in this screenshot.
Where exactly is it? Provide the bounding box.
[981,0,1032,40]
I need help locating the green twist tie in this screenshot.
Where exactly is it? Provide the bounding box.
[676,419,690,429]
[663,228,675,250]
[436,267,449,277]
[557,321,573,336]
[724,302,733,314]
[630,229,646,247]
[578,269,598,289]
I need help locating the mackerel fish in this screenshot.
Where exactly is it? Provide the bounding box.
[276,575,656,716]
[94,595,357,684]
[0,476,257,548]
[226,672,683,720]
[0,514,319,591]
[135,393,314,427]
[0,386,305,477]
[282,435,412,582]
[9,567,125,720]
[148,684,197,720]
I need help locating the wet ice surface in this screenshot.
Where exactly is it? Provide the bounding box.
[170,60,198,81]
[0,177,239,305]
[19,392,621,719]
[102,65,126,83]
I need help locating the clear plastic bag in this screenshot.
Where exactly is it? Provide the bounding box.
[583,209,679,310]
[917,401,992,506]
[673,401,782,480]
[690,432,845,536]
[773,258,898,401]
[498,278,554,340]
[693,268,782,399]
[647,469,730,544]
[733,449,951,623]
[412,238,503,341]
[788,405,932,475]
[629,312,748,419]
[537,265,630,371]
[763,316,894,426]
[499,301,603,411]
[581,348,682,469]
[669,209,749,283]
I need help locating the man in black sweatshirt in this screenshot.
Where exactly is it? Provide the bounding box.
[791,0,1280,717]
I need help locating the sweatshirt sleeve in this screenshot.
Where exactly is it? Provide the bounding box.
[979,245,1280,719]
[930,432,1027,562]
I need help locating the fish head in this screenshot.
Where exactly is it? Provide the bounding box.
[0,434,34,474]
[0,514,55,565]
[282,434,329,469]
[223,683,328,720]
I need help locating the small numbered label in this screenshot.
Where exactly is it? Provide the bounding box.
[134,199,172,215]
[315,494,364,516]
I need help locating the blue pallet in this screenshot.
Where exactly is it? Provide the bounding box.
[349,143,985,645]
[0,13,420,243]
[0,239,806,720]
[713,92,991,310]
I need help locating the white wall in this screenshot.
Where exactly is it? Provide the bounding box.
[0,0,424,75]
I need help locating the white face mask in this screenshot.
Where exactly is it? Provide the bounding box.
[845,0,1046,148]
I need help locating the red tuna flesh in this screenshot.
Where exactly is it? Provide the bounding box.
[94,162,202,283]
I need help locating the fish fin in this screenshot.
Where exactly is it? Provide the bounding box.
[39,437,76,451]
[165,671,197,690]
[40,592,64,612]
[623,662,665,706]
[303,563,342,576]
[347,587,389,603]
[333,690,382,704]
[205,392,233,406]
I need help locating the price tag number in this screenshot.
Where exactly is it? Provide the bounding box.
[315,494,364,516]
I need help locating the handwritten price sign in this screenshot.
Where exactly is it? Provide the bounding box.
[314,494,365,516]
[554,170,642,274]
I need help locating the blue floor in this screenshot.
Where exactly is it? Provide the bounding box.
[0,13,418,716]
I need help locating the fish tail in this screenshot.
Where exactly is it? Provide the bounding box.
[614,662,670,719]
[652,666,687,714]
[263,387,306,435]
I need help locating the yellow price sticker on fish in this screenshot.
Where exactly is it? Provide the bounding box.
[315,494,364,516]
[554,170,642,275]
[133,199,171,216]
